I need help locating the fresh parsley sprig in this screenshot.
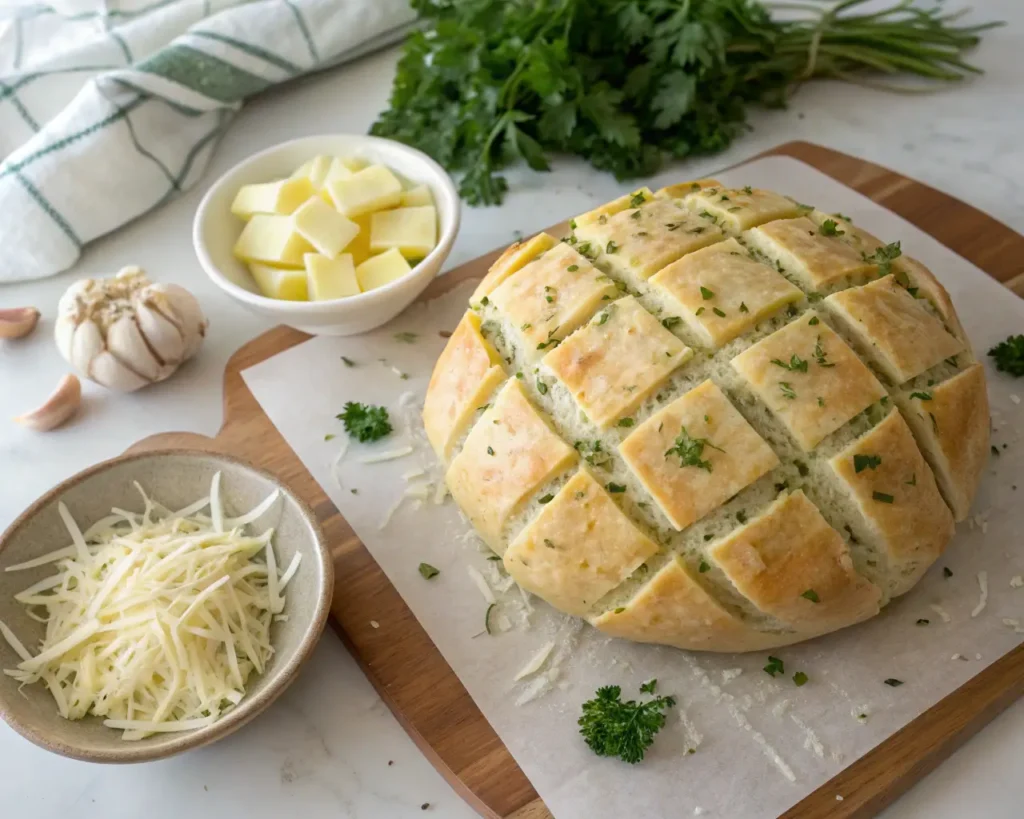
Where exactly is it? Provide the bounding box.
[989,335,1024,376]
[578,684,676,764]
[338,402,393,443]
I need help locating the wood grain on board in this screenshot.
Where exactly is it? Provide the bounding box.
[129,142,1024,819]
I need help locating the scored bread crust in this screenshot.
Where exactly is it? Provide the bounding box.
[424,181,989,653]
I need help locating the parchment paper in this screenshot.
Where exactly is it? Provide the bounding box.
[241,157,1024,819]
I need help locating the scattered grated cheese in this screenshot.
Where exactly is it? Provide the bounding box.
[1011,575,1023,589]
[402,468,426,481]
[929,604,952,623]
[1003,619,1023,634]
[329,436,351,490]
[513,641,556,681]
[370,620,380,629]
[432,480,448,505]
[359,445,414,464]
[1011,394,1021,405]
[721,668,743,684]
[466,566,496,604]
[0,474,297,740]
[970,571,988,617]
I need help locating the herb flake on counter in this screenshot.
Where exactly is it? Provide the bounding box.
[943,567,953,578]
[916,618,929,626]
[418,563,440,580]
[884,678,904,687]
[341,356,356,367]
[578,684,676,764]
[338,402,392,443]
[988,334,1024,376]
[764,656,785,677]
[793,671,809,687]
[484,603,497,635]
[640,678,658,694]
[394,332,418,343]
[324,434,336,442]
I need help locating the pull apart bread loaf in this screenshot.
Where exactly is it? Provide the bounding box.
[422,181,989,652]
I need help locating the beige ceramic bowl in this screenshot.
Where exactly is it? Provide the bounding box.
[0,450,333,763]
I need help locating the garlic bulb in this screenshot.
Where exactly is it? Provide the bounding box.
[55,267,207,392]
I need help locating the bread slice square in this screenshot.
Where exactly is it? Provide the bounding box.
[502,470,659,616]
[684,185,802,234]
[826,274,963,383]
[471,232,558,302]
[708,490,881,636]
[829,410,954,596]
[619,379,779,531]
[544,296,692,428]
[446,380,577,549]
[573,196,725,282]
[744,216,878,292]
[489,242,618,356]
[423,311,507,460]
[731,311,887,451]
[896,363,989,521]
[650,237,804,348]
[591,555,781,652]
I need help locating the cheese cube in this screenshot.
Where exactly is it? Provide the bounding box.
[370,206,437,259]
[356,248,412,292]
[345,214,374,266]
[322,157,353,186]
[290,155,333,189]
[400,185,433,208]
[292,196,360,258]
[231,178,313,218]
[305,253,360,301]
[233,214,313,266]
[326,164,402,217]
[249,262,308,301]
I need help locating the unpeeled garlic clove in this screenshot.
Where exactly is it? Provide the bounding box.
[0,307,41,339]
[14,374,81,431]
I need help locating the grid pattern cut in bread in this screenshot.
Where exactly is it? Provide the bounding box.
[423,181,989,653]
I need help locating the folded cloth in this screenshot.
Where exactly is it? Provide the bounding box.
[0,0,416,282]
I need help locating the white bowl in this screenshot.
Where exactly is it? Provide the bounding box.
[193,134,461,336]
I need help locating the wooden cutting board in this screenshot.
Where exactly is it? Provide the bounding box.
[130,142,1024,819]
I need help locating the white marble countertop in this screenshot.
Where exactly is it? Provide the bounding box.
[1,4,1022,816]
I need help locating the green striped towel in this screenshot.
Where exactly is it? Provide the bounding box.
[0,0,416,282]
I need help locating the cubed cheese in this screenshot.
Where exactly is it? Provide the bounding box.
[233,214,313,266]
[305,253,360,301]
[249,262,308,301]
[370,205,437,259]
[230,178,313,218]
[345,214,374,265]
[326,164,402,217]
[322,156,353,186]
[400,185,433,207]
[290,155,333,189]
[292,196,360,258]
[356,248,412,291]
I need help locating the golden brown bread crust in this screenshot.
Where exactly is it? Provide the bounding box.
[424,182,988,652]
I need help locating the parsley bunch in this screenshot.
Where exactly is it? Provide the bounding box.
[373,0,998,205]
[989,335,1024,377]
[578,684,676,764]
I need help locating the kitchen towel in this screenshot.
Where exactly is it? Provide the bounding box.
[0,0,416,283]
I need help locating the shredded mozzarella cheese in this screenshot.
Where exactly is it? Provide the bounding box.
[513,641,555,681]
[0,473,299,740]
[970,571,988,617]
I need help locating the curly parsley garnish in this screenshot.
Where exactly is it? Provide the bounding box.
[578,684,676,764]
[818,218,845,237]
[338,402,392,443]
[988,335,1024,376]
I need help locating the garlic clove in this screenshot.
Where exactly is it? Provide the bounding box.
[88,350,150,392]
[150,283,207,361]
[0,307,40,339]
[134,300,185,365]
[14,374,81,431]
[69,319,105,376]
[106,315,163,381]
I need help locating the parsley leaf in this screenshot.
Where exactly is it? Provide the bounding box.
[338,402,392,443]
[988,335,1024,376]
[578,685,676,764]
[665,426,722,472]
[771,354,808,373]
[764,656,785,677]
[854,454,882,473]
[819,218,845,237]
[418,563,440,580]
